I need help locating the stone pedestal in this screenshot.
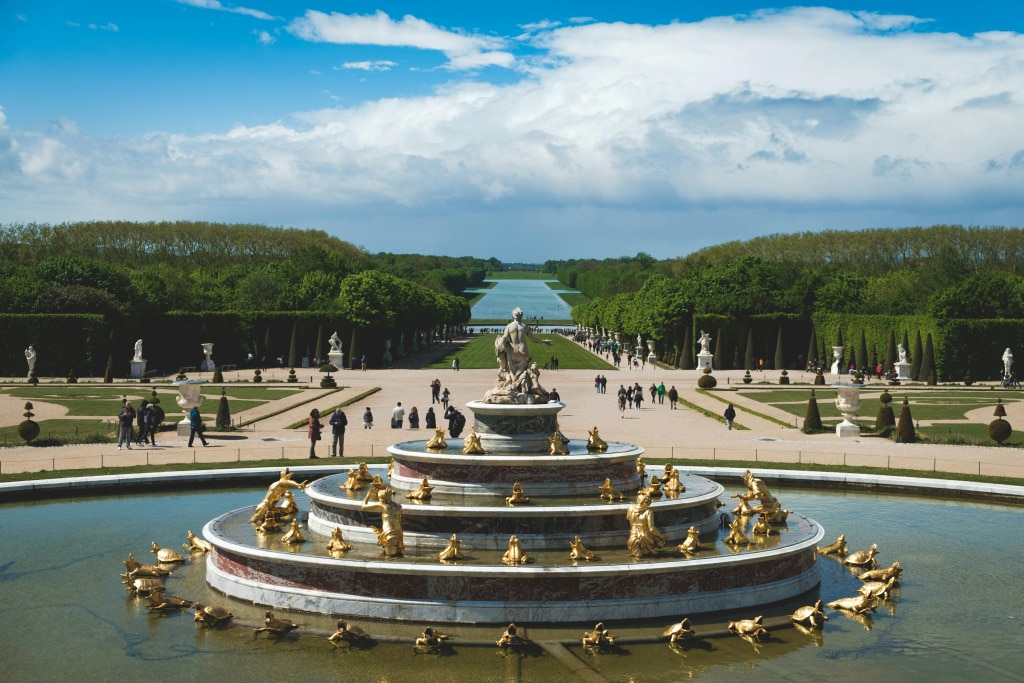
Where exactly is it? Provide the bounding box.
[894,361,911,381]
[201,359,215,372]
[697,352,713,371]
[328,351,345,370]
[129,359,147,379]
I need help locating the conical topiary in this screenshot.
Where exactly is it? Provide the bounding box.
[875,390,896,431]
[920,334,936,384]
[211,366,224,383]
[989,399,1012,444]
[18,402,40,443]
[774,326,784,371]
[803,390,822,433]
[215,387,232,429]
[680,328,692,370]
[896,398,916,443]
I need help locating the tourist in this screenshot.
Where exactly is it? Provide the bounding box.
[117,401,136,450]
[424,406,436,429]
[724,404,736,430]
[187,405,208,447]
[668,385,678,409]
[391,402,405,429]
[135,399,150,446]
[408,406,420,429]
[634,387,644,410]
[657,382,666,405]
[617,385,627,417]
[430,378,441,404]
[329,408,347,457]
[595,375,601,394]
[648,383,657,404]
[452,356,460,371]
[441,387,450,411]
[362,406,374,429]
[144,403,159,445]
[307,408,323,459]
[600,375,607,393]
[548,387,560,402]
[360,355,367,371]
[445,405,466,438]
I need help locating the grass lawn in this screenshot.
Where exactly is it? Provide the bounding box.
[484,272,553,280]
[425,333,615,370]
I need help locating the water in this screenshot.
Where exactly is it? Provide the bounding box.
[1,485,1022,682]
[469,279,577,322]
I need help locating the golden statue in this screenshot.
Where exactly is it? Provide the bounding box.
[731,469,787,522]
[502,534,529,565]
[438,534,464,562]
[586,426,608,452]
[425,427,447,450]
[677,526,702,557]
[818,534,847,556]
[727,616,768,640]
[151,541,185,564]
[183,529,212,554]
[791,600,828,628]
[662,464,686,495]
[581,622,616,651]
[254,610,298,638]
[548,431,569,455]
[281,519,306,544]
[636,457,647,481]
[355,462,373,482]
[146,589,193,612]
[257,516,281,534]
[843,543,879,568]
[626,492,665,558]
[251,468,307,524]
[505,482,530,505]
[751,513,778,536]
[569,535,597,561]
[193,603,233,627]
[123,552,170,579]
[362,482,404,557]
[639,475,663,498]
[858,576,897,600]
[859,561,902,583]
[339,469,366,491]
[414,626,451,653]
[661,618,695,643]
[723,517,750,546]
[327,527,352,554]
[328,618,367,647]
[827,593,876,614]
[496,623,529,649]
[125,577,165,596]
[275,490,299,518]
[462,428,488,454]
[406,477,434,500]
[599,478,624,501]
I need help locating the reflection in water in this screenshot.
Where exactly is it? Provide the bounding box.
[1,487,1023,681]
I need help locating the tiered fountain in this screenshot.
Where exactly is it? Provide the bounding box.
[203,308,823,624]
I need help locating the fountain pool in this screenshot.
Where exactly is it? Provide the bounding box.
[2,477,1022,682]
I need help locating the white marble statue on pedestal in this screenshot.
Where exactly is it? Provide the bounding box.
[133,339,144,362]
[1003,348,1014,378]
[696,330,713,370]
[894,342,911,380]
[328,331,345,369]
[129,339,147,379]
[24,345,37,378]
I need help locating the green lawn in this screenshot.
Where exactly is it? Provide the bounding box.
[484,272,554,280]
[426,333,614,370]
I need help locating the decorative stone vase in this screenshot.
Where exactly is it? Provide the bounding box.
[834,383,861,438]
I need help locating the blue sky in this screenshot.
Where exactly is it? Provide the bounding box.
[3,2,1024,262]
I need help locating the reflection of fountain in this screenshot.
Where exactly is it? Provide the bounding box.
[834,383,862,438]
[174,379,206,436]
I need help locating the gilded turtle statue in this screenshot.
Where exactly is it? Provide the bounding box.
[661,618,695,643]
[254,610,298,638]
[151,541,186,564]
[857,576,897,600]
[414,626,451,653]
[727,616,768,640]
[828,593,876,614]
[496,623,530,648]
[791,600,828,628]
[125,577,165,596]
[193,602,233,626]
[844,543,879,568]
[123,552,170,579]
[859,561,902,583]
[145,589,193,612]
[182,529,212,553]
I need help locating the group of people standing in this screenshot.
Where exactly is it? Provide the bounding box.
[615,382,678,416]
[307,407,349,459]
[116,399,163,450]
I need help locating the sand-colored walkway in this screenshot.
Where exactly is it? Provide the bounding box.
[2,342,1023,480]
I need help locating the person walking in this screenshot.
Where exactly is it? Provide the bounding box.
[362,406,374,429]
[360,355,367,371]
[617,385,627,418]
[452,357,460,371]
[657,382,666,405]
[135,399,149,446]
[329,408,347,457]
[724,404,736,430]
[391,402,405,429]
[424,406,436,429]
[144,402,159,445]
[441,388,450,411]
[408,406,420,428]
[668,385,678,409]
[430,378,441,404]
[634,388,644,410]
[117,401,136,450]
[307,408,323,459]
[188,405,208,447]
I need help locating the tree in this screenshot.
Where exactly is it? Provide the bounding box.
[680,327,692,370]
[896,398,916,443]
[806,327,818,368]
[911,331,923,381]
[886,330,897,374]
[774,326,784,370]
[803,390,823,433]
[920,334,936,384]
[287,321,299,368]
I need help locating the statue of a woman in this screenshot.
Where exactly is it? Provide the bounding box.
[133,339,144,362]
[24,345,37,377]
[626,493,665,558]
[1003,347,1014,377]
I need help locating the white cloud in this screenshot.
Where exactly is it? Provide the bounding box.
[336,60,398,72]
[175,0,276,22]
[255,29,274,44]
[4,7,1024,259]
[287,10,514,71]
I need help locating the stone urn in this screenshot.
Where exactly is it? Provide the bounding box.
[834,383,861,438]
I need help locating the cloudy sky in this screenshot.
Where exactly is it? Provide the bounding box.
[3,2,1023,262]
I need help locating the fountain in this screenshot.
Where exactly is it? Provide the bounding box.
[202,307,823,623]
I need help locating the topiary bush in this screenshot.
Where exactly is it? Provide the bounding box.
[779,369,790,385]
[814,368,825,385]
[287,368,298,383]
[803,389,822,433]
[253,368,263,383]
[211,367,224,383]
[875,390,895,431]
[742,370,752,384]
[215,387,232,429]
[988,399,1012,444]
[18,402,40,443]
[697,366,717,389]
[896,398,916,443]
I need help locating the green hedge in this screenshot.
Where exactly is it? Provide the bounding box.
[0,314,106,377]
